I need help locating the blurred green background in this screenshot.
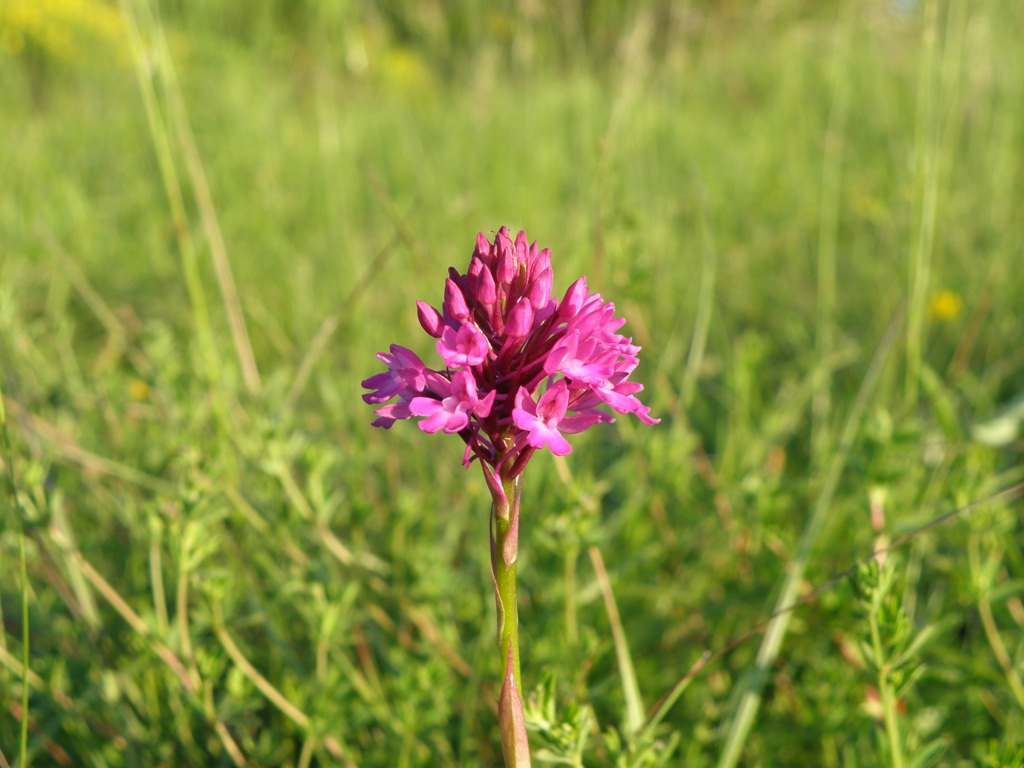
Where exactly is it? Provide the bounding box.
[1,0,1023,766]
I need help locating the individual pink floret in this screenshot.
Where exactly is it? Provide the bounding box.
[512,381,603,456]
[409,370,495,435]
[437,323,490,368]
[361,345,428,404]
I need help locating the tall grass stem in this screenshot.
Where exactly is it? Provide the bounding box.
[589,547,645,737]
[812,2,854,463]
[119,0,222,394]
[905,0,965,404]
[147,6,262,395]
[682,173,717,411]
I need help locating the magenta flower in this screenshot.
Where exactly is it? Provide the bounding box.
[361,227,658,768]
[438,323,490,368]
[362,226,658,479]
[409,370,496,434]
[512,380,604,456]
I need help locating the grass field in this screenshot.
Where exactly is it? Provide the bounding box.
[2,1,1023,766]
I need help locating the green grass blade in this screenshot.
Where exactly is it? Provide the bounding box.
[589,546,645,738]
[716,311,904,768]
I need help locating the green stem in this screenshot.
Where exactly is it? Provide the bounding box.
[489,463,531,767]
[492,472,522,692]
[869,604,904,768]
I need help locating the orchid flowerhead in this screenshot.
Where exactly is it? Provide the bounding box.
[363,227,658,474]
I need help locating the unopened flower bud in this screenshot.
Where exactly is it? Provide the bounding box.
[528,266,553,310]
[476,261,498,307]
[444,278,471,321]
[474,231,492,261]
[505,300,534,342]
[496,228,516,285]
[559,276,588,319]
[417,301,444,338]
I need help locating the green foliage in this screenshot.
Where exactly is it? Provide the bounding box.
[852,559,944,768]
[2,0,1024,766]
[983,741,1024,768]
[524,671,594,766]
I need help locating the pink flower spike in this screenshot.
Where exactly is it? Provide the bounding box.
[364,227,658,467]
[438,323,490,367]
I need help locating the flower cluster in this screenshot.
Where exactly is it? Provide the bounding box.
[362,227,658,478]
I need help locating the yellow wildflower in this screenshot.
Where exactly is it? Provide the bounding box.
[927,290,963,321]
[129,379,151,401]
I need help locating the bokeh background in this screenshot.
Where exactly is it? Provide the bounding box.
[2,1,1023,766]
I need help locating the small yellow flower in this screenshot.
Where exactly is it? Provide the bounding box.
[129,379,151,401]
[927,290,963,321]
[378,46,432,93]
